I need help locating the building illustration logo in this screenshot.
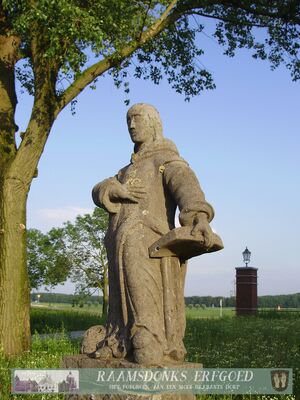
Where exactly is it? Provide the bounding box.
[13,370,79,393]
[271,370,289,392]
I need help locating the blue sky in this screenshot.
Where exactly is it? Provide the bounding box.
[17,27,300,297]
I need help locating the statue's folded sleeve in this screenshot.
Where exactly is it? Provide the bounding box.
[163,160,215,226]
[92,177,121,214]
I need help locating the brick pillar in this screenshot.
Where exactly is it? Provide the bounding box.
[235,267,258,316]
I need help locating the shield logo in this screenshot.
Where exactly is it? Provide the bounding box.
[271,370,289,392]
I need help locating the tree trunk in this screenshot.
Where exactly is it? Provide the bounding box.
[102,262,108,319]
[0,34,57,355]
[0,33,31,356]
[0,176,31,356]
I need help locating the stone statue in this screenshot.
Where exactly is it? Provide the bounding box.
[89,103,223,366]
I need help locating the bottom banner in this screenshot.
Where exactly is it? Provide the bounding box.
[11,368,293,395]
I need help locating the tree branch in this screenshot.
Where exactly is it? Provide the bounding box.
[138,0,154,41]
[54,0,299,117]
[217,0,300,25]
[172,0,300,26]
[187,10,268,28]
[54,0,180,116]
[0,34,20,172]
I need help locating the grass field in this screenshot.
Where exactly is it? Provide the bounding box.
[186,306,235,319]
[0,305,298,399]
[31,306,104,333]
[31,302,102,313]
[30,304,235,333]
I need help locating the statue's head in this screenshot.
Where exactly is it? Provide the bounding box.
[127,103,163,146]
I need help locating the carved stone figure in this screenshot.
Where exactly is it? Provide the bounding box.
[90,103,223,366]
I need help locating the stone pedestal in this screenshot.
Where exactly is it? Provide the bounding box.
[62,354,199,400]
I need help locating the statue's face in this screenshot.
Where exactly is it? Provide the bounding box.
[127,111,154,144]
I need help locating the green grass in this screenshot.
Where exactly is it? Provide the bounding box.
[32,302,103,313]
[30,305,234,334]
[258,309,300,319]
[0,307,298,399]
[186,307,235,319]
[30,307,103,334]
[32,304,235,322]
[184,317,300,398]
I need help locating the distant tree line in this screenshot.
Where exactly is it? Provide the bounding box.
[31,292,103,306]
[32,292,300,309]
[258,293,300,308]
[185,293,300,308]
[185,296,235,307]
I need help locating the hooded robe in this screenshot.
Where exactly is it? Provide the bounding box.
[92,138,214,363]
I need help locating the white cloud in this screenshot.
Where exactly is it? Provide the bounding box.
[28,206,93,232]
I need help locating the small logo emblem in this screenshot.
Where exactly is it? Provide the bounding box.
[271,370,289,392]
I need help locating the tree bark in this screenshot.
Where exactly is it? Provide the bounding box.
[0,33,31,356]
[0,114,54,356]
[0,34,18,172]
[0,177,31,355]
[0,115,54,356]
[0,32,57,355]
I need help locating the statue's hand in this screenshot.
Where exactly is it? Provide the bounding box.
[110,182,146,203]
[191,213,213,249]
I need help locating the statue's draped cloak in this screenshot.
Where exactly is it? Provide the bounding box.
[92,138,214,362]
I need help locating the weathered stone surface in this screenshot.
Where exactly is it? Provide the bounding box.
[62,103,222,400]
[88,103,223,366]
[81,326,106,355]
[149,226,223,259]
[62,354,201,369]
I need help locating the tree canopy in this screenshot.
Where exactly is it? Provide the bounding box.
[27,208,109,316]
[1,1,299,109]
[62,207,109,317]
[27,228,71,290]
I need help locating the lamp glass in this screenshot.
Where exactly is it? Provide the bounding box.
[242,247,251,265]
